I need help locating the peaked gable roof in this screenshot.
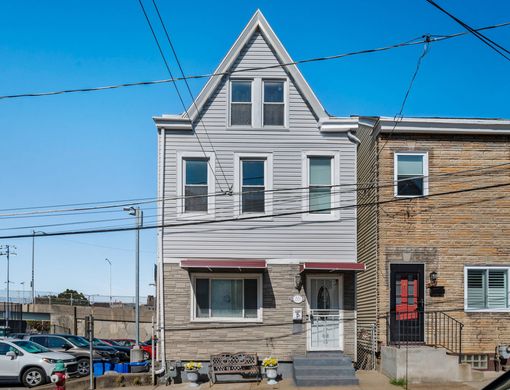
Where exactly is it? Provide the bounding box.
[185,10,327,121]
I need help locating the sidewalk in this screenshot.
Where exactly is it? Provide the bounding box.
[103,370,488,390]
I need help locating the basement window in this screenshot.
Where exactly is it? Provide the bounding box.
[461,354,488,370]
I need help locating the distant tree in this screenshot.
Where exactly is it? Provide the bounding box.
[57,289,90,306]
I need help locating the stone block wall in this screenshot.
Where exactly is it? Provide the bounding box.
[162,263,357,361]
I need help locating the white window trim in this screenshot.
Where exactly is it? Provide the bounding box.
[262,79,288,128]
[233,153,273,218]
[190,273,263,322]
[394,152,429,198]
[228,79,254,128]
[227,77,289,130]
[176,151,216,219]
[302,151,340,221]
[464,266,510,313]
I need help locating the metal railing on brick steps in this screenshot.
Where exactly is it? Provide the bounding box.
[386,310,464,363]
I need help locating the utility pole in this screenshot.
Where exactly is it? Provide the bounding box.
[0,245,17,328]
[31,230,45,304]
[123,206,143,361]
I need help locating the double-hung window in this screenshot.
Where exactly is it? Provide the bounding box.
[230,81,252,126]
[193,275,262,321]
[263,81,285,127]
[234,154,273,216]
[465,267,510,311]
[309,156,332,214]
[184,159,209,212]
[241,159,265,213]
[394,152,428,197]
[303,152,340,220]
[178,153,215,215]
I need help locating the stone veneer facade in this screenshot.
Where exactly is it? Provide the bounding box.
[162,263,356,361]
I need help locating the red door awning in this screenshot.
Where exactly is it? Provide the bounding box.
[180,259,267,271]
[300,262,365,272]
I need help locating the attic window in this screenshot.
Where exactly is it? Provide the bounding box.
[263,81,285,126]
[230,81,252,126]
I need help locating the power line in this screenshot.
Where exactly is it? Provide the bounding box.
[377,35,431,156]
[149,0,231,192]
[136,0,228,193]
[1,21,509,101]
[425,0,510,62]
[0,160,508,219]
[0,180,508,240]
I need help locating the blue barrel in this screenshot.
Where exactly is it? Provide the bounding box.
[122,363,129,373]
[104,362,113,372]
[93,362,104,376]
[114,363,124,373]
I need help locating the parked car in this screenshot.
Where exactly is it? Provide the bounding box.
[93,339,129,362]
[23,334,110,376]
[0,339,77,387]
[112,338,152,360]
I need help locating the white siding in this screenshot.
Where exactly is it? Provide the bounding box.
[160,31,356,261]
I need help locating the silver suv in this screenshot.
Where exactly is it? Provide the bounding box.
[0,339,77,387]
[24,335,109,376]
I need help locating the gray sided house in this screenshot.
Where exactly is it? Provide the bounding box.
[154,10,363,383]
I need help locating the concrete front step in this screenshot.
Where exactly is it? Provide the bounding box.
[293,356,353,366]
[294,376,359,387]
[293,352,358,387]
[294,366,356,376]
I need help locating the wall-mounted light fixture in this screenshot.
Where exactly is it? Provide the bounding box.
[429,271,438,287]
[294,274,303,291]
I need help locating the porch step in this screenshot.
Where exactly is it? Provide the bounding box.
[292,352,358,387]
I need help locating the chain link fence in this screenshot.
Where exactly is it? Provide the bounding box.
[356,323,377,370]
[0,289,152,308]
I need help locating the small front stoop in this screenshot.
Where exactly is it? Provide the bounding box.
[292,352,359,387]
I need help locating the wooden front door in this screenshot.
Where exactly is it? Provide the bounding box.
[390,264,424,343]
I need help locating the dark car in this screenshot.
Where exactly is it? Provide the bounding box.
[93,339,129,362]
[23,334,120,376]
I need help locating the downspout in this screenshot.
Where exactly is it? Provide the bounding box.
[158,126,167,370]
[347,130,361,145]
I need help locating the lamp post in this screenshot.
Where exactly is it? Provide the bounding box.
[0,245,17,327]
[123,206,143,353]
[105,258,112,306]
[31,230,46,304]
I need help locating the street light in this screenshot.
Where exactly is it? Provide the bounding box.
[105,258,112,306]
[31,230,46,304]
[123,206,143,351]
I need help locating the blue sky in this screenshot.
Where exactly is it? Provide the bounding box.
[0,0,509,298]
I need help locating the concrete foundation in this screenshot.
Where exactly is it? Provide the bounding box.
[381,346,484,383]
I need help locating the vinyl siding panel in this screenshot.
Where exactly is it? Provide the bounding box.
[356,125,379,330]
[160,30,357,261]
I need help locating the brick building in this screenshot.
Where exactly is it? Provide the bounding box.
[357,116,510,370]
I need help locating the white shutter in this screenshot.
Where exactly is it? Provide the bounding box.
[487,270,507,309]
[467,269,486,309]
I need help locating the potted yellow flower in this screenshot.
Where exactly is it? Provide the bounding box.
[184,361,202,387]
[262,357,278,385]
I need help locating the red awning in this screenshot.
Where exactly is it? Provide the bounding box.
[180,259,267,271]
[300,262,365,272]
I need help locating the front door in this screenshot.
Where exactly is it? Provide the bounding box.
[307,276,343,351]
[390,264,425,343]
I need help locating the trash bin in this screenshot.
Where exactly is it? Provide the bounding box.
[129,361,149,373]
[93,362,104,376]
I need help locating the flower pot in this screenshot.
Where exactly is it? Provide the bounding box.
[265,366,278,385]
[186,370,199,387]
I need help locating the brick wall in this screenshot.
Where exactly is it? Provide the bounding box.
[162,263,356,361]
[376,133,510,354]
